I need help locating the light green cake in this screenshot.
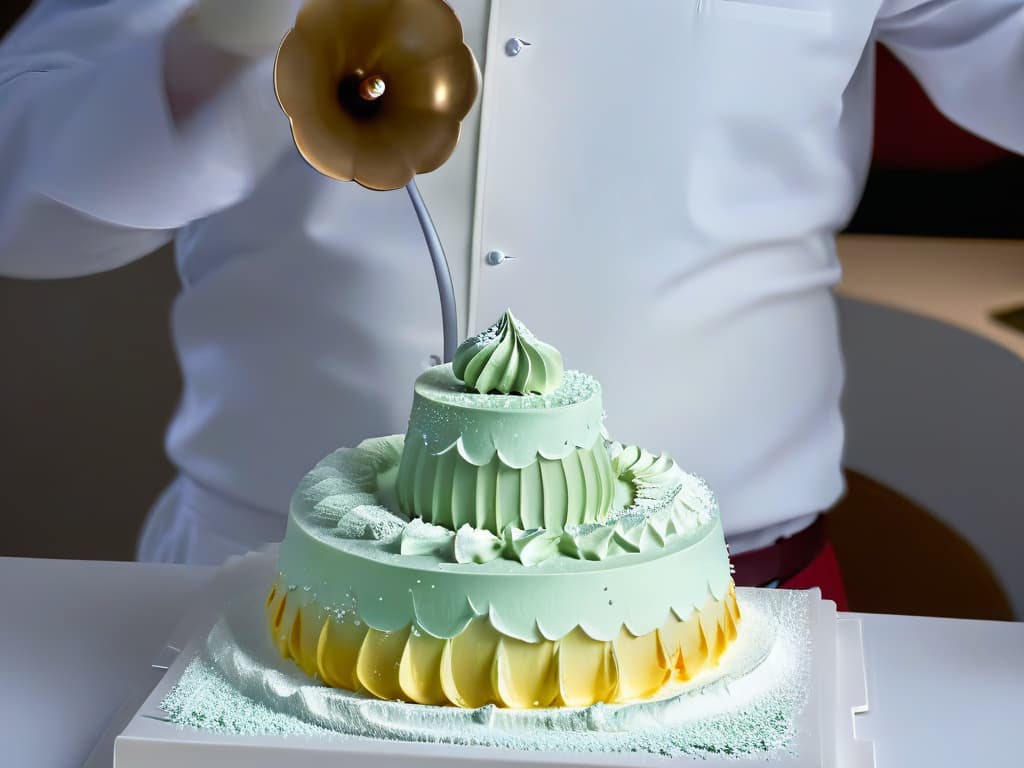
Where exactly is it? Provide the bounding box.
[267,311,739,708]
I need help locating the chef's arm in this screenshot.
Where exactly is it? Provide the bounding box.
[876,0,1024,154]
[0,0,297,279]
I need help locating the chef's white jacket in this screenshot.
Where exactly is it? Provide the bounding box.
[1,0,1021,564]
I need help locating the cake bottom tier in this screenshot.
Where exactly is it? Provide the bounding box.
[266,577,740,709]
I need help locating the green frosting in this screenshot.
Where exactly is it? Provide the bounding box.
[279,487,732,642]
[398,434,615,535]
[611,443,686,497]
[453,525,505,564]
[404,367,603,466]
[453,310,564,396]
[397,365,614,533]
[295,435,721,568]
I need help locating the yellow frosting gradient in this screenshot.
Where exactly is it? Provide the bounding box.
[266,576,740,708]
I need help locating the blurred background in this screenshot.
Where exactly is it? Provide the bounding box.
[1,4,1021,621]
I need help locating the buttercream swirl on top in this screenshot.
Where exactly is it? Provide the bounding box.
[453,309,563,395]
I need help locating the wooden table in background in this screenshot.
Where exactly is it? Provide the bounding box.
[837,234,1024,359]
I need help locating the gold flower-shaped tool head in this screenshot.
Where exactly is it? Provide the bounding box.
[274,0,481,191]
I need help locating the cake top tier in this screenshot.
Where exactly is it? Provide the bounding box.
[399,311,608,532]
[407,365,603,467]
[453,310,563,396]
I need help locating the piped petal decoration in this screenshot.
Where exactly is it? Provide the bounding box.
[267,574,741,708]
[274,0,481,190]
[453,524,503,564]
[304,435,722,567]
[400,517,455,557]
[501,527,562,566]
[558,523,615,560]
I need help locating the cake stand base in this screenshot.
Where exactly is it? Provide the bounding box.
[93,550,874,768]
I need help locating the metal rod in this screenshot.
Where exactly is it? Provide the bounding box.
[406,179,458,363]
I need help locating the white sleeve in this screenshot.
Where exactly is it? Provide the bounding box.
[0,0,290,279]
[876,0,1024,154]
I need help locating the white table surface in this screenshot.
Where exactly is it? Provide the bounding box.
[2,557,1022,768]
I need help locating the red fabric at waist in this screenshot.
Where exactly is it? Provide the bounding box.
[730,515,848,610]
[731,515,827,587]
[780,541,848,611]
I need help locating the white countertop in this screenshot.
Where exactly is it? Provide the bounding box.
[2,556,1021,768]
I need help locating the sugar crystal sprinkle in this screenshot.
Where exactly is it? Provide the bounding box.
[433,370,598,410]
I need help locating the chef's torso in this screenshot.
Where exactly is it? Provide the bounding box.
[169,0,883,546]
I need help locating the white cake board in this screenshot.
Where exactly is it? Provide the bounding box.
[90,550,873,768]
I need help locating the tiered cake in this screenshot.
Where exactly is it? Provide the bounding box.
[266,311,739,708]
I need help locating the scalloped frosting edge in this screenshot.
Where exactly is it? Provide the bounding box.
[267,575,740,709]
[279,501,734,642]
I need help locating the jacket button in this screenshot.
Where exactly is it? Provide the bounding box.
[485,250,507,266]
[505,37,529,57]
